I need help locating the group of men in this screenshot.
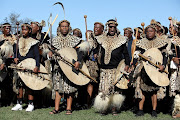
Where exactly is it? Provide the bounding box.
[0,17,180,118]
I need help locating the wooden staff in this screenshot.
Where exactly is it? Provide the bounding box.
[84,15,88,41]
[139,53,169,74]
[169,16,178,57]
[130,28,139,65]
[15,22,19,60]
[141,22,145,34]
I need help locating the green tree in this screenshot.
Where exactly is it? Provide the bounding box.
[2,12,32,34]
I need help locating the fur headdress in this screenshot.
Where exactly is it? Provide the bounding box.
[123,27,133,33]
[170,18,179,28]
[31,20,46,27]
[105,19,119,35]
[150,19,165,34]
[73,28,82,33]
[94,22,104,29]
[1,23,11,28]
[134,27,143,33]
[105,19,118,26]
[21,23,32,29]
[134,27,143,38]
[145,24,157,33]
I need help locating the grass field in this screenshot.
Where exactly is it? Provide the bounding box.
[0,106,178,120]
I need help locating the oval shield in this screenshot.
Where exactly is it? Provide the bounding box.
[57,47,90,86]
[17,58,51,90]
[142,48,169,86]
[115,59,129,89]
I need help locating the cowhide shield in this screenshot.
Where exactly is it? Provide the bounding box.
[115,59,129,89]
[142,48,169,86]
[57,47,90,86]
[17,58,50,90]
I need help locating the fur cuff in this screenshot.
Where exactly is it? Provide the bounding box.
[110,93,125,110]
[172,94,180,116]
[93,92,110,112]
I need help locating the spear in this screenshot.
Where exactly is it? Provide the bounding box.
[169,16,178,57]
[15,22,19,60]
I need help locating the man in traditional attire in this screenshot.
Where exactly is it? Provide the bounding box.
[133,24,169,117]
[133,27,143,40]
[93,19,130,115]
[0,23,16,69]
[48,20,89,115]
[124,27,133,60]
[11,23,40,112]
[86,22,104,107]
[73,28,82,38]
[31,21,52,108]
[0,23,16,106]
[150,19,168,40]
[166,20,180,118]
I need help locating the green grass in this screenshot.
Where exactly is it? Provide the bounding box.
[0,106,178,120]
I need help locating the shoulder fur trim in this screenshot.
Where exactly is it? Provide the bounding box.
[136,37,168,50]
[171,36,180,47]
[0,34,17,45]
[51,34,81,49]
[96,33,127,64]
[19,37,39,56]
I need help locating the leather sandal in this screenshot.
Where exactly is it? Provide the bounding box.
[49,109,59,114]
[66,109,72,115]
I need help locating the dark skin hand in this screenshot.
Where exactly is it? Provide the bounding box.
[33,66,39,73]
[74,61,80,70]
[94,54,97,59]
[0,64,5,70]
[158,65,165,72]
[124,65,129,73]
[128,65,134,73]
[14,58,39,73]
[14,58,19,64]
[48,51,53,58]
[172,57,179,65]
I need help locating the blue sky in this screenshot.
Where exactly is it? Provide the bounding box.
[1,0,180,39]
